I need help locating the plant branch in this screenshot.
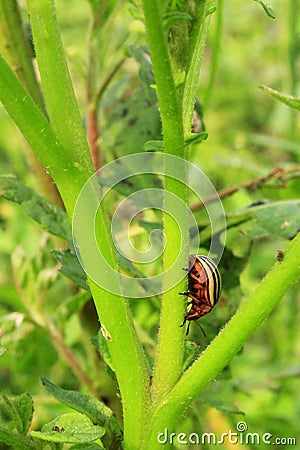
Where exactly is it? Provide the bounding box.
[182,0,215,137]
[141,0,187,405]
[26,0,93,175]
[190,166,300,211]
[0,0,63,207]
[0,54,84,216]
[0,0,44,110]
[144,232,300,450]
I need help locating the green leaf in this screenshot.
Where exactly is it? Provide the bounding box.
[253,0,276,19]
[12,394,34,435]
[143,140,164,152]
[41,378,123,450]
[0,176,72,243]
[200,392,245,415]
[0,427,35,449]
[250,200,300,239]
[53,249,90,291]
[103,88,161,158]
[0,393,34,436]
[31,413,105,444]
[184,131,208,145]
[206,6,217,16]
[127,45,155,92]
[228,200,300,240]
[259,85,300,110]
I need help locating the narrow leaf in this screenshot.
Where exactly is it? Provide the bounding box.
[53,249,90,291]
[143,132,208,151]
[0,176,72,243]
[143,140,164,152]
[259,85,300,111]
[253,0,276,19]
[184,132,208,145]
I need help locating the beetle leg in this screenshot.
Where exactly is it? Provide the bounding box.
[180,316,187,327]
[195,320,207,337]
[186,321,191,335]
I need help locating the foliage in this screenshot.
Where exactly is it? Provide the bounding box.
[0,0,299,449]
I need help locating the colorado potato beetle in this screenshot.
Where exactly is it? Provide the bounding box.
[180,254,221,336]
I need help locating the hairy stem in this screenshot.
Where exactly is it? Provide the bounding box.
[145,232,300,450]
[141,0,187,405]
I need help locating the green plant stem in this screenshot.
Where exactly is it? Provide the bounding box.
[0,0,64,207]
[76,194,151,449]
[182,0,215,137]
[141,0,187,403]
[144,232,300,450]
[141,0,184,157]
[0,0,44,109]
[0,54,83,216]
[26,0,93,175]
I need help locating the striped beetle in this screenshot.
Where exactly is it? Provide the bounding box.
[180,254,221,336]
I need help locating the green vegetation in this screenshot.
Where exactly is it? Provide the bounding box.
[0,0,299,449]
